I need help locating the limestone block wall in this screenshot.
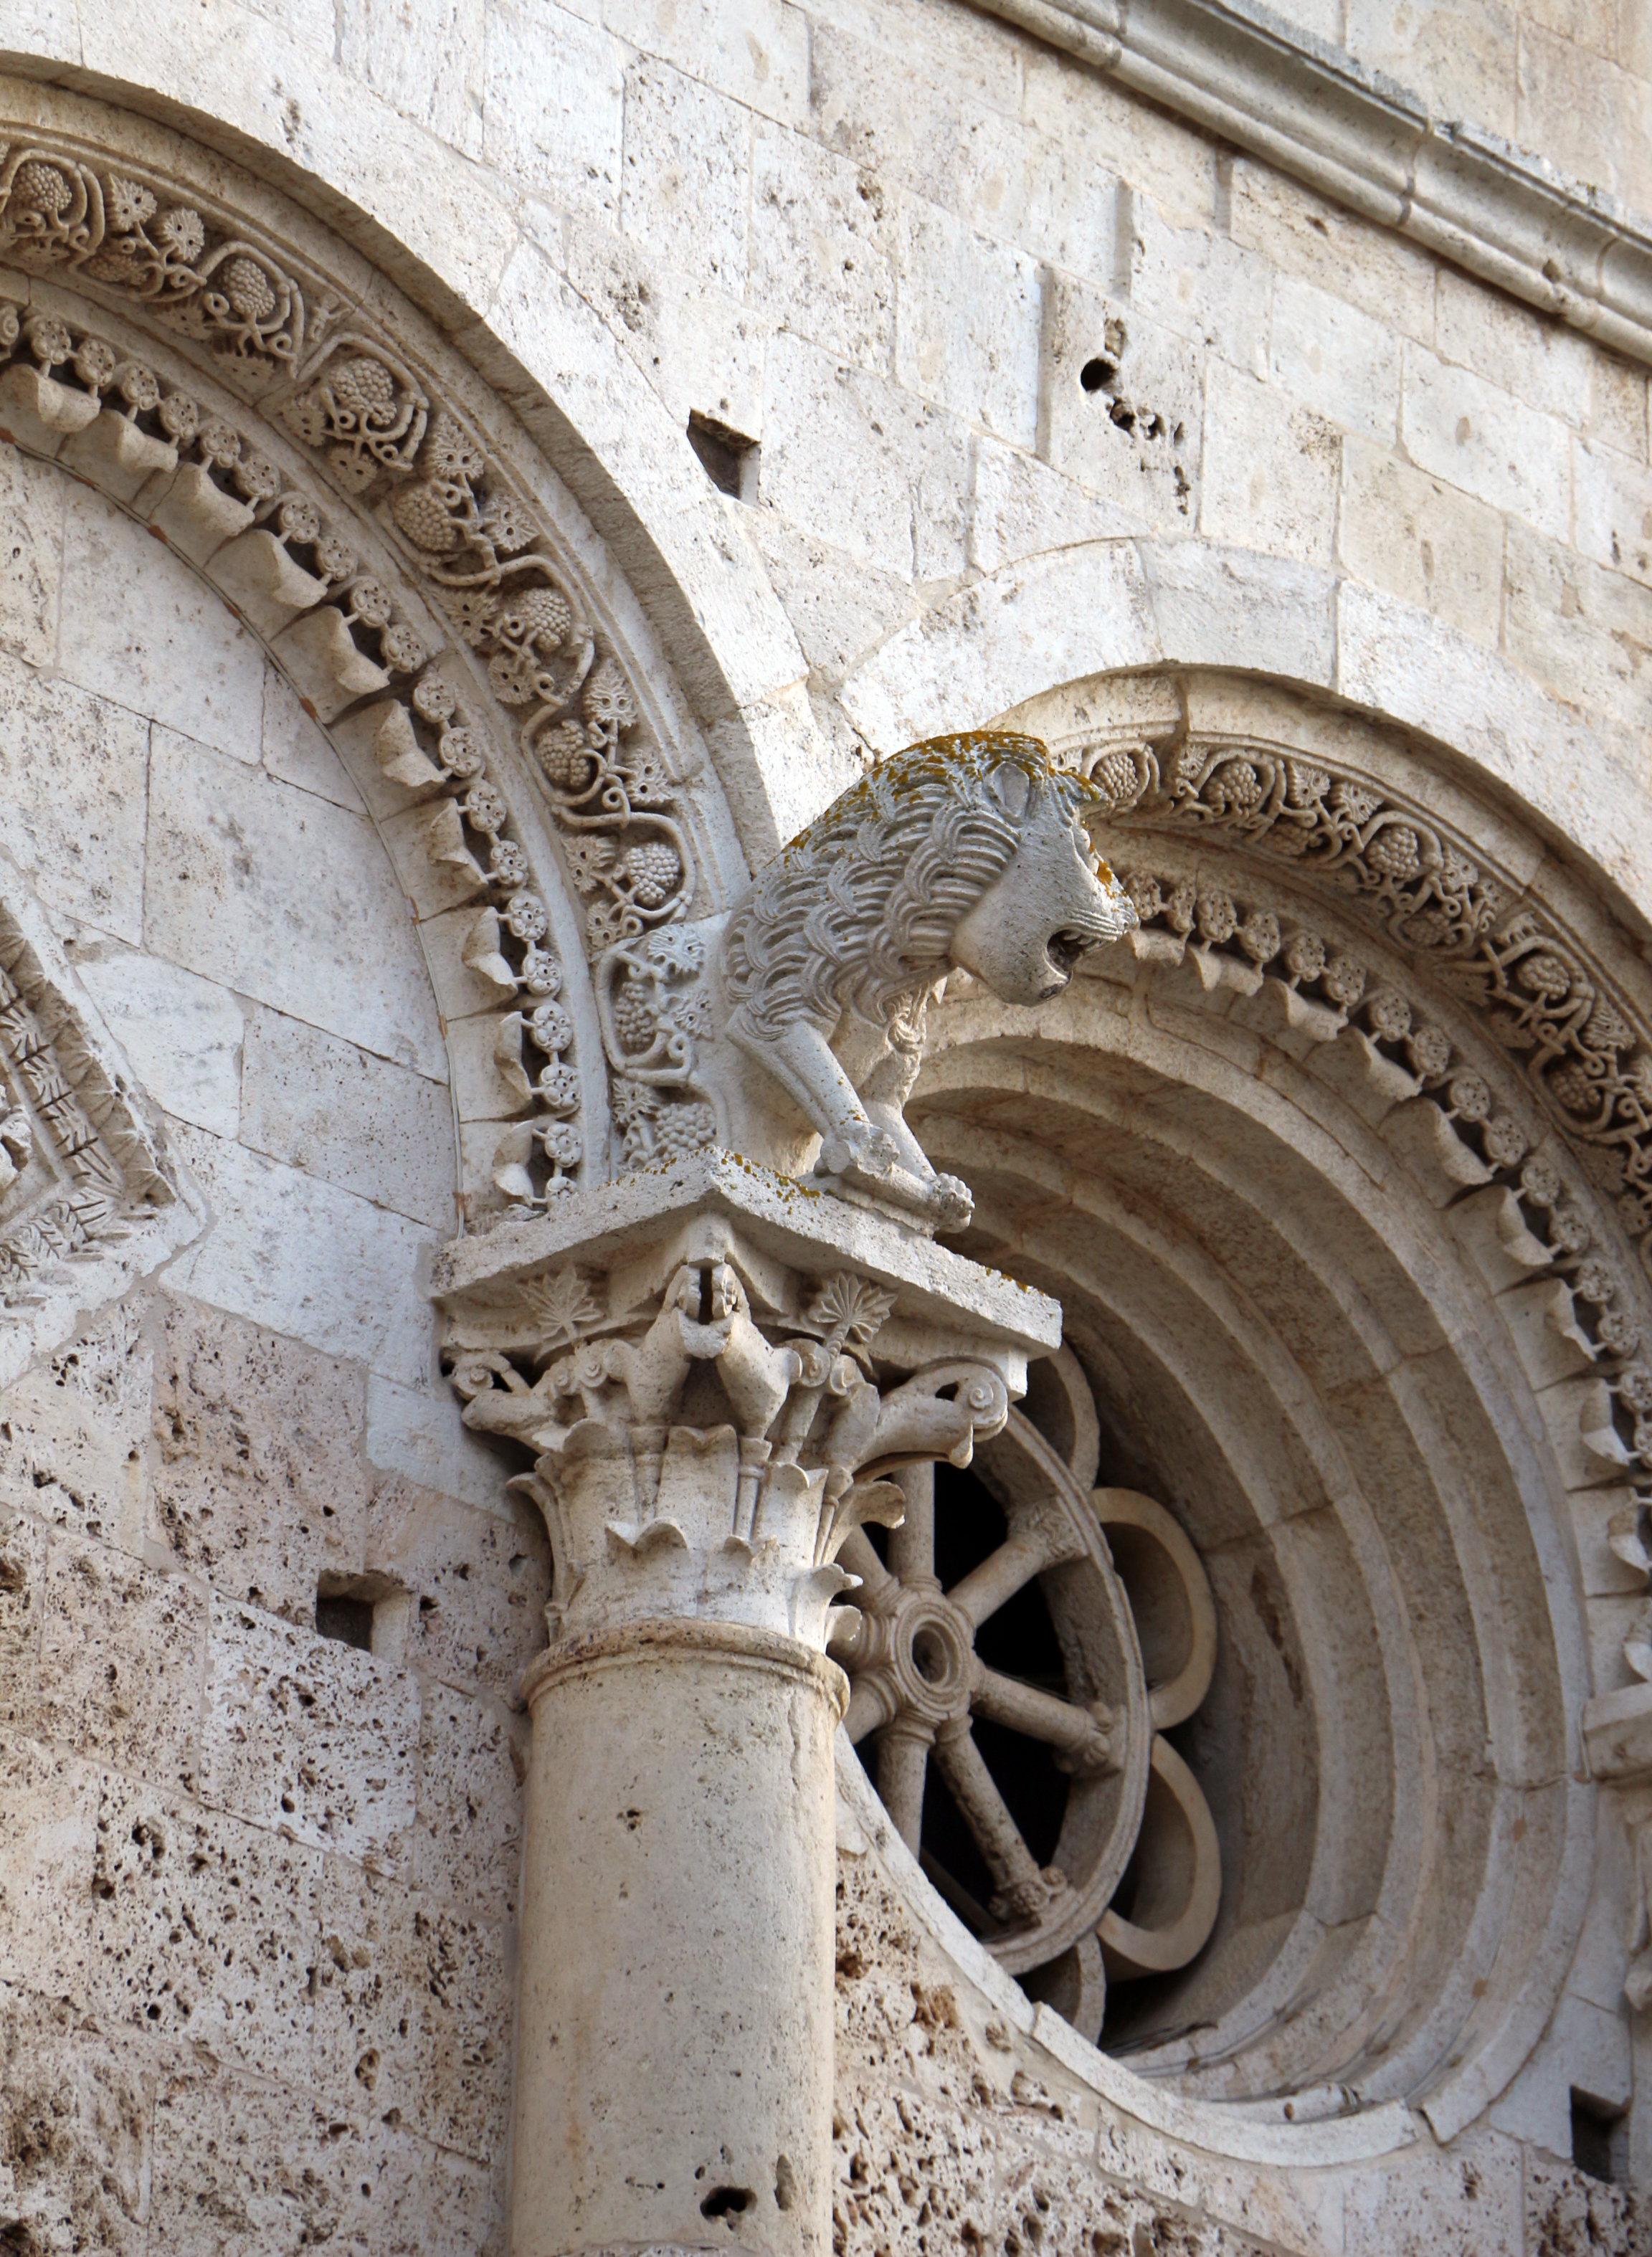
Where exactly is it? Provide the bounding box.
[0,458,546,2252]
[6,0,1648,840]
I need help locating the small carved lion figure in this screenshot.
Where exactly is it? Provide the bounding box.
[598,731,1136,1224]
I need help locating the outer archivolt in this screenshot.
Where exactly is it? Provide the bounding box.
[0,119,715,1213]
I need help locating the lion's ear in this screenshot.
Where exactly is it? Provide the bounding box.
[988,762,1030,818]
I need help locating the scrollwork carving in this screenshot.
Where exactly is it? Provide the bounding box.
[0,125,714,1218]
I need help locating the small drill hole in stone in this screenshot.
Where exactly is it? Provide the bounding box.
[315,1592,374,1650]
[1079,357,1116,392]
[913,1628,949,1683]
[701,2185,755,2219]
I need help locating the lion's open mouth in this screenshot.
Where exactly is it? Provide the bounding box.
[1045,929,1091,978]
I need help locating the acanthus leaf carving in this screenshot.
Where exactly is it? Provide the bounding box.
[445,1248,1015,1651]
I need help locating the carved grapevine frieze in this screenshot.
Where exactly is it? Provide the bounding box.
[1089,734,1652,1204]
[0,147,307,366]
[1063,730,1652,1478]
[0,130,708,1213]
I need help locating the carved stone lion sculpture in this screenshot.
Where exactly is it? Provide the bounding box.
[597,731,1137,1225]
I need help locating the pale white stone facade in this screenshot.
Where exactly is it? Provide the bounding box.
[0,0,1646,2251]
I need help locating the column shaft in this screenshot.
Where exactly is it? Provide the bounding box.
[513,1621,845,2257]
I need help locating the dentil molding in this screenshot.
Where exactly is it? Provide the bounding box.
[972,0,1652,366]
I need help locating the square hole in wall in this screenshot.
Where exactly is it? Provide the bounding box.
[1570,2087,1628,2183]
[315,1590,375,1650]
[687,412,759,502]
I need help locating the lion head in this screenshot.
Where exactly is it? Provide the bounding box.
[720,731,1136,1040]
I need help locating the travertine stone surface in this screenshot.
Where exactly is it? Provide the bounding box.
[0,8,1645,2248]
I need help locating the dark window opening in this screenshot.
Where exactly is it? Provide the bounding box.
[316,1592,375,1650]
[1571,2088,1628,2184]
[687,412,759,500]
[866,1463,1071,1927]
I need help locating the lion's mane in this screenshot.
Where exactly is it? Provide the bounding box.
[720,731,1103,1044]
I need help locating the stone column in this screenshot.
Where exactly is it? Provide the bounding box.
[433,1154,1060,2257]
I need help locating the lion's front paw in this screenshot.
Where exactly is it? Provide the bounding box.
[929,1172,974,1230]
[821,1126,901,1178]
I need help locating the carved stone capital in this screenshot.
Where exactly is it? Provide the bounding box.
[433,1149,1060,1653]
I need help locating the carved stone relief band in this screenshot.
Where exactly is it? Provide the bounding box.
[985,679,1652,1510]
[4,110,1648,1318]
[0,115,741,1227]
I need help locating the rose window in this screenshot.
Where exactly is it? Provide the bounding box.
[831,1377,1221,2044]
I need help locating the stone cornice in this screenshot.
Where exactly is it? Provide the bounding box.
[975,0,1652,366]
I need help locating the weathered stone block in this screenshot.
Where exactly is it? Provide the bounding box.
[162,1124,435,1393]
[0,1298,153,1559]
[145,732,448,1083]
[750,125,895,371]
[69,936,245,1143]
[59,483,266,766]
[1504,516,1652,733]
[967,436,1138,571]
[1338,436,1504,646]
[1022,43,1216,229]
[0,438,62,670]
[1127,201,1272,378]
[0,1503,44,1731]
[1434,267,1595,429]
[480,0,622,220]
[148,2065,501,2256]
[201,1598,417,1863]
[1041,273,1201,532]
[366,1476,551,1707]
[893,194,1040,449]
[560,211,771,437]
[151,1296,369,1624]
[1344,0,1518,138]
[0,650,150,946]
[313,1857,510,2162]
[88,1774,319,2078]
[409,1681,521,1924]
[38,1535,206,1785]
[749,513,916,685]
[604,0,810,130]
[1269,269,1401,442]
[0,1733,99,2001]
[0,1980,151,2256]
[620,57,751,297]
[339,0,483,154]
[239,1006,455,1234]
[1574,434,1652,591]
[260,667,366,814]
[1199,360,1339,566]
[1401,341,1571,540]
[760,332,969,579]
